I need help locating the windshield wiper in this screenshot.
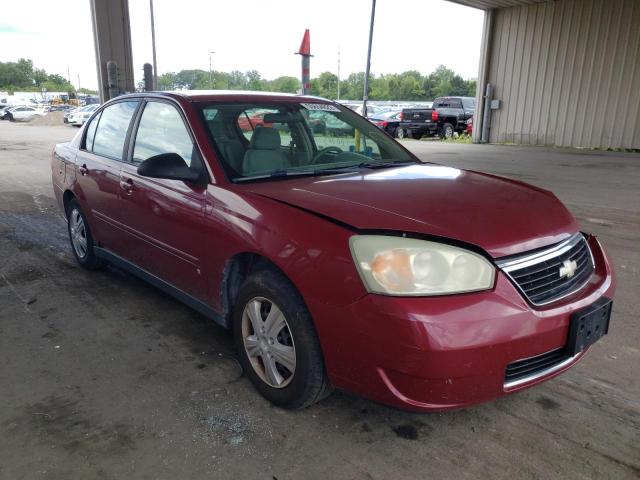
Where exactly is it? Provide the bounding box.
[232,161,418,183]
[233,168,358,183]
[355,160,418,169]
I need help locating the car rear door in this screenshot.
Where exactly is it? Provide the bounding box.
[74,100,140,254]
[117,99,207,301]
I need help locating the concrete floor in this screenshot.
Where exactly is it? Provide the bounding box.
[0,121,638,479]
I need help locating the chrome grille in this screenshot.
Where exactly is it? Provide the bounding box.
[497,233,594,306]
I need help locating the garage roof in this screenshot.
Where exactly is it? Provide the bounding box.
[447,0,548,9]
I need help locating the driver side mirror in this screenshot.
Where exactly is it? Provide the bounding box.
[137,153,203,184]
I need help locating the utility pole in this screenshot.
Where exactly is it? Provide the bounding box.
[77,74,81,91]
[362,0,376,117]
[67,64,71,84]
[337,46,341,100]
[209,51,215,89]
[150,0,158,90]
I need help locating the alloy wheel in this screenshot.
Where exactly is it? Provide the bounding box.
[444,125,453,138]
[241,297,296,388]
[69,208,88,259]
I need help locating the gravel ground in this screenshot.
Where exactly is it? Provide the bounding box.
[0,121,638,479]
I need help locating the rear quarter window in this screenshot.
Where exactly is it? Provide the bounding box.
[84,112,101,151]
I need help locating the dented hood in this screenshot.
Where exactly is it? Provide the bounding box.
[242,164,578,258]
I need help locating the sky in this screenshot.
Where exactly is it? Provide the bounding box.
[0,0,484,91]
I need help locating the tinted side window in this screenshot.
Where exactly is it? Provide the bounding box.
[92,101,139,160]
[461,98,475,110]
[132,102,194,166]
[84,112,101,151]
[450,100,463,108]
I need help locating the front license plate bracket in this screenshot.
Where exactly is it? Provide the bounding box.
[566,298,612,356]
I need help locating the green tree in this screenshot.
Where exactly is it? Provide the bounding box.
[0,58,35,90]
[311,72,338,98]
[246,70,266,91]
[158,72,176,90]
[270,76,299,93]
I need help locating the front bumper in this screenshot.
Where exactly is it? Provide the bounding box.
[310,234,615,411]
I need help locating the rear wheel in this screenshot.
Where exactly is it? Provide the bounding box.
[396,128,405,139]
[440,123,455,139]
[233,269,331,409]
[66,200,103,270]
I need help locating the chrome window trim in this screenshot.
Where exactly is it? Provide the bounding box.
[504,352,579,389]
[496,233,595,306]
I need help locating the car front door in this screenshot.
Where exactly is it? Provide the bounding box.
[74,100,140,255]
[117,100,207,301]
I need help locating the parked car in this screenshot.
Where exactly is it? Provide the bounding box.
[0,104,13,118]
[351,104,386,118]
[369,110,402,137]
[52,91,615,412]
[68,104,100,126]
[63,107,78,123]
[399,96,475,139]
[50,104,75,112]
[2,105,44,121]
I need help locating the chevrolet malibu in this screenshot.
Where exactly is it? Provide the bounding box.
[51,91,615,411]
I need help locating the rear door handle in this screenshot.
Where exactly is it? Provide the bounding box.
[79,164,88,176]
[119,177,135,194]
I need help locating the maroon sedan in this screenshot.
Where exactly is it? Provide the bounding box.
[51,91,615,411]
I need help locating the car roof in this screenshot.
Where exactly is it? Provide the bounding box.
[114,90,331,104]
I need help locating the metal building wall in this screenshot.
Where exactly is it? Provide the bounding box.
[485,0,640,149]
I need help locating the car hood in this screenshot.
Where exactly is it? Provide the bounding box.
[242,164,579,258]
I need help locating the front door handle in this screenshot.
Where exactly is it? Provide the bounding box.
[119,178,135,194]
[78,164,88,176]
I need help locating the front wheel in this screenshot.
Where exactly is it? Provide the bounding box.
[233,269,331,409]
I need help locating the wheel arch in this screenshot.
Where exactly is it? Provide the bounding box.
[443,117,458,128]
[62,190,76,216]
[219,251,299,328]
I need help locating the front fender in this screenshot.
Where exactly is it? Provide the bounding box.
[202,185,367,315]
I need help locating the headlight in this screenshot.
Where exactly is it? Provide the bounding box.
[350,235,495,296]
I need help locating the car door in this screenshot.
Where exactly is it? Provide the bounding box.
[74,100,140,255]
[14,107,32,120]
[117,99,207,301]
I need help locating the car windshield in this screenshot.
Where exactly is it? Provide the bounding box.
[199,101,415,182]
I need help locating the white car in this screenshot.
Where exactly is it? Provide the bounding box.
[68,104,99,126]
[2,106,44,121]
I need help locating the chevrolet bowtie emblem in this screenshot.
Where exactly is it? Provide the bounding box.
[559,259,578,278]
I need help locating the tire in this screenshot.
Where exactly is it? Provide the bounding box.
[233,269,332,409]
[7,113,14,122]
[412,131,422,140]
[440,122,455,139]
[66,200,103,270]
[396,128,405,139]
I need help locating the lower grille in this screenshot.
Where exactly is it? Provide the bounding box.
[497,233,594,306]
[504,348,569,386]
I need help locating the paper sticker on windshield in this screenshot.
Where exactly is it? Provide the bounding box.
[301,103,341,112]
